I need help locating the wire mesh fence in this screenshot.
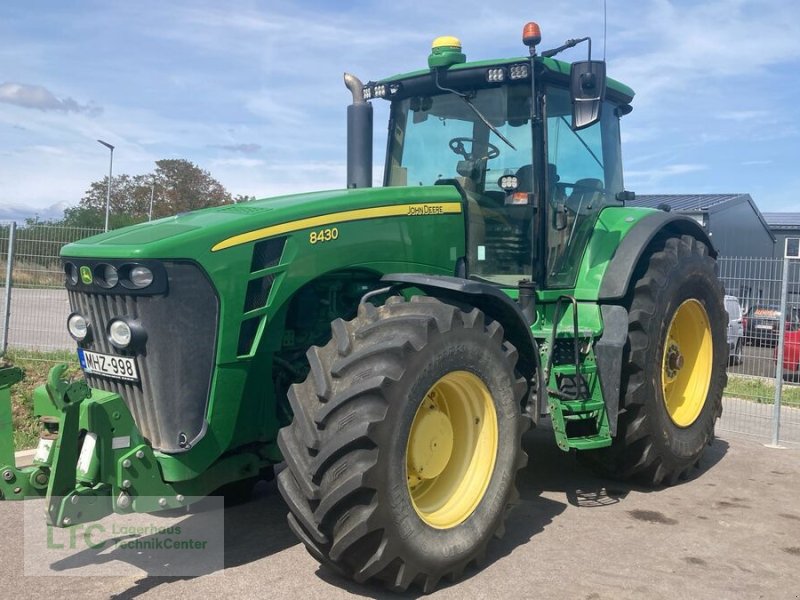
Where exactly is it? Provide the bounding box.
[1,223,799,444]
[0,221,102,360]
[717,255,800,445]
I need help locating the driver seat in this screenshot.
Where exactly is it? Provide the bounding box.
[514,163,563,201]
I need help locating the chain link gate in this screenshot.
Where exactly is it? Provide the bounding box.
[718,244,800,446]
[0,221,102,362]
[1,222,799,446]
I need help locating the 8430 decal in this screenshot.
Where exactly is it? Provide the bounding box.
[309,227,339,245]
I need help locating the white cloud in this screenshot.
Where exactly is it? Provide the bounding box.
[212,143,261,154]
[716,110,771,122]
[210,157,265,168]
[626,163,709,188]
[0,82,101,116]
[1,0,799,219]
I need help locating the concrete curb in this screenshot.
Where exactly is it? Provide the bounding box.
[13,449,36,468]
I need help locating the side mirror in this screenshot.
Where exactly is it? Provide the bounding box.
[570,60,606,130]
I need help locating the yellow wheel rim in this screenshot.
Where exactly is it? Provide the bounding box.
[406,371,498,529]
[661,299,713,427]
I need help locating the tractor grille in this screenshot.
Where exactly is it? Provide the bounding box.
[68,261,218,453]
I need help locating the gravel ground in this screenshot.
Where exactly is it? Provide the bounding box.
[1,427,798,600]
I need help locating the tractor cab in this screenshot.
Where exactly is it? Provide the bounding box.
[351,25,634,289]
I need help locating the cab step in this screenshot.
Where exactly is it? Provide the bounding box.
[543,295,612,452]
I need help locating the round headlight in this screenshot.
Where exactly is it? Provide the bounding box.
[102,264,119,288]
[64,262,79,285]
[67,314,88,341]
[109,319,132,348]
[129,266,154,288]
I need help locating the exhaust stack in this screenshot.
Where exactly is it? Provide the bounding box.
[344,73,373,188]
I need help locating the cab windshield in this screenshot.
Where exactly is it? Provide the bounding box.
[385,85,535,284]
[385,83,624,288]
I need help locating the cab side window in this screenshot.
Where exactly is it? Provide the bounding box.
[544,86,623,288]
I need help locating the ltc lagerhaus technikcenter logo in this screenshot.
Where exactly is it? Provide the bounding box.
[24,496,224,577]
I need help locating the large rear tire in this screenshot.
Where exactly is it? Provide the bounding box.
[584,234,727,485]
[277,296,528,592]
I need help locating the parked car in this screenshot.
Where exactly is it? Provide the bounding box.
[744,304,800,347]
[777,326,800,382]
[724,294,744,365]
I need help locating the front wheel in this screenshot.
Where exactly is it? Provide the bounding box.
[277,296,528,592]
[582,235,727,485]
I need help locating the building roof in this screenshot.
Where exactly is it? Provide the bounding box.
[631,193,775,243]
[762,212,800,229]
[631,194,747,212]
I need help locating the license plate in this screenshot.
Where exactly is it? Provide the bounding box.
[756,324,773,330]
[78,349,139,382]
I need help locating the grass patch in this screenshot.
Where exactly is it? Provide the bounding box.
[0,259,65,289]
[2,353,797,453]
[724,374,800,407]
[3,349,80,450]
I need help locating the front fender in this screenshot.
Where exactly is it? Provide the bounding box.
[598,210,716,301]
[570,207,716,301]
[380,273,539,381]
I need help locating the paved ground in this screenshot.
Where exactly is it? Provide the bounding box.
[4,287,72,352]
[721,397,800,444]
[8,289,799,442]
[3,288,797,378]
[1,428,798,600]
[729,343,787,379]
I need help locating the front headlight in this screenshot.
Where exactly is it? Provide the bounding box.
[96,264,119,288]
[108,319,132,348]
[64,262,79,285]
[128,265,154,288]
[67,313,89,342]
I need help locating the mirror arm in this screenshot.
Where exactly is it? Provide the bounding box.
[541,36,591,59]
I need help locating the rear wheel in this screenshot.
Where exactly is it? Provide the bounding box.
[277,296,528,592]
[583,235,727,485]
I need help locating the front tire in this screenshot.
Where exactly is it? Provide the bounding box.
[584,235,727,485]
[277,296,528,592]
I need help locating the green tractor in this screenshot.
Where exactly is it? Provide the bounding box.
[0,22,726,592]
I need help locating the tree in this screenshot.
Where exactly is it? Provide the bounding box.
[63,159,233,229]
[153,159,232,216]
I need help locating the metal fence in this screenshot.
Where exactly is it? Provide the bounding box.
[717,254,800,446]
[0,221,102,360]
[1,222,799,445]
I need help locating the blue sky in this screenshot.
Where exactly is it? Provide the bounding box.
[1,0,799,222]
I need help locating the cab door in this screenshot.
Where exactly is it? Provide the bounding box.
[543,85,624,289]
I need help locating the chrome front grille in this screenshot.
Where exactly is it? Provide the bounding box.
[68,261,218,453]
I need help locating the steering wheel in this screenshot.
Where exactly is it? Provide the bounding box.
[448,137,500,161]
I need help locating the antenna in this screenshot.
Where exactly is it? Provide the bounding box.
[603,0,607,60]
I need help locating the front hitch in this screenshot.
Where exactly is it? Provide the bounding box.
[0,365,51,500]
[3,362,269,527]
[42,364,101,525]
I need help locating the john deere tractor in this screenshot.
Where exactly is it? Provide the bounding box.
[0,22,726,592]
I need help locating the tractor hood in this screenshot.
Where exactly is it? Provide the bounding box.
[60,185,463,260]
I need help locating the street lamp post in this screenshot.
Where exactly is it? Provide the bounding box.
[97,139,114,232]
[148,176,155,221]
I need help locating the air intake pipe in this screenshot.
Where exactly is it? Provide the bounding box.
[344,73,373,188]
